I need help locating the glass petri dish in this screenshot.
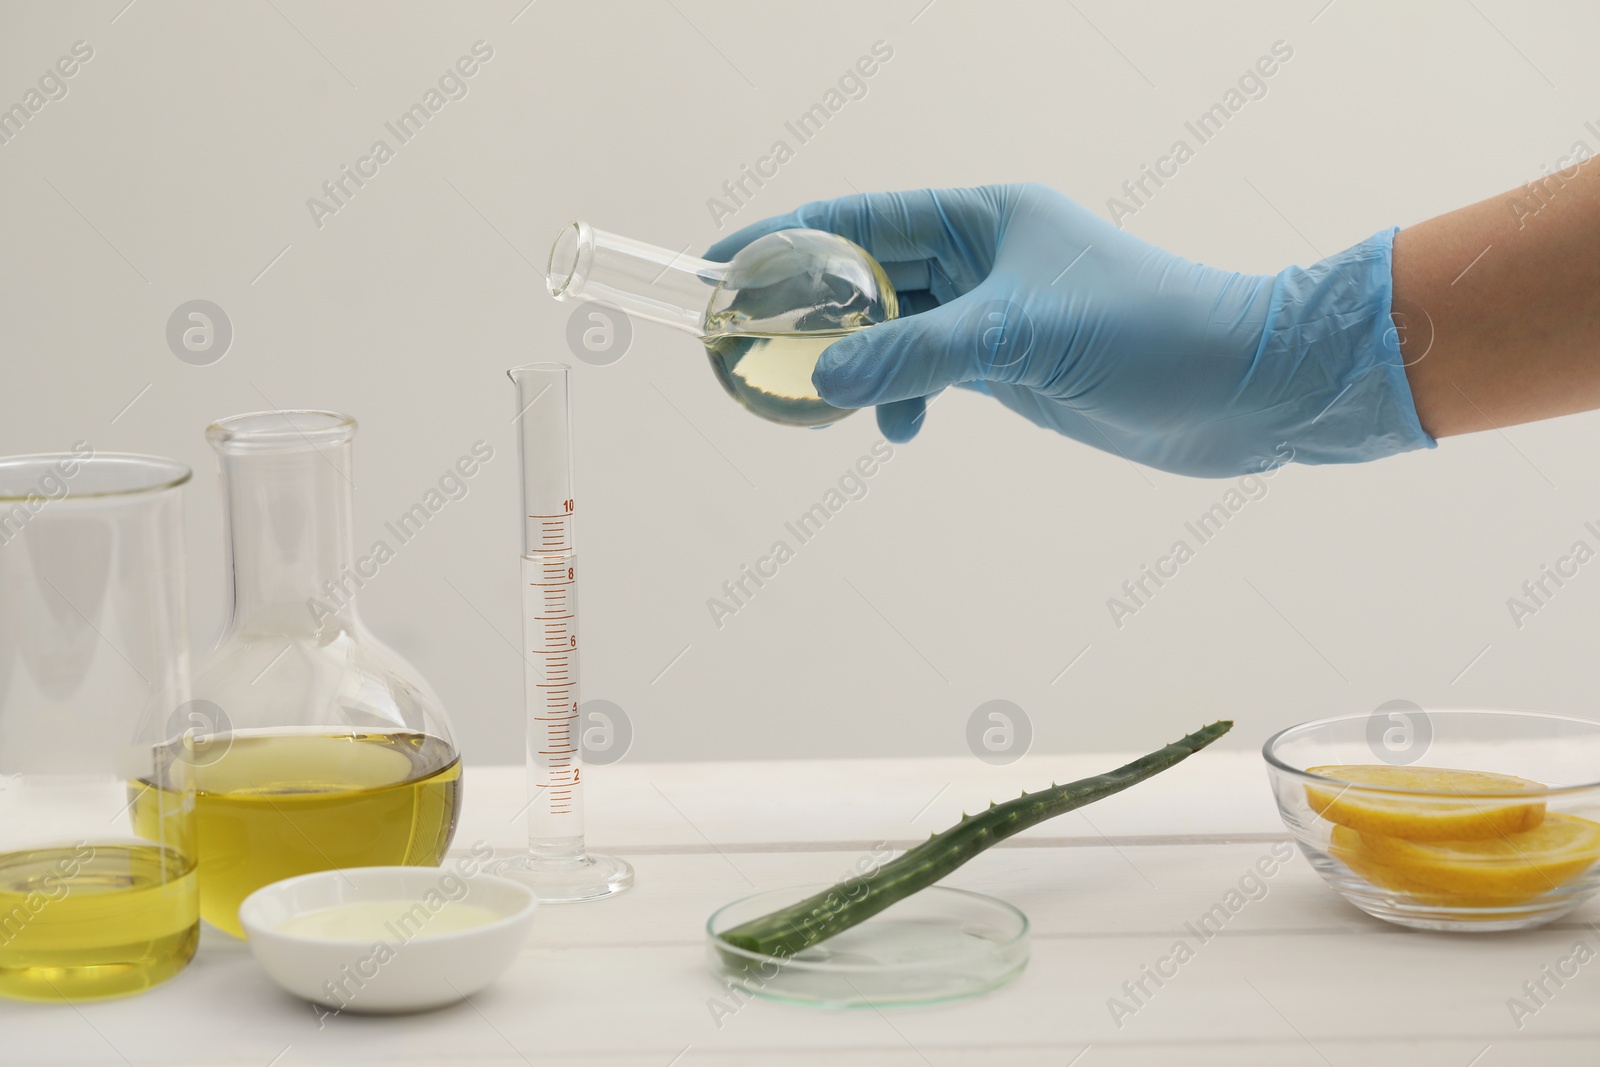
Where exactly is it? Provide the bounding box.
[706,884,1029,1009]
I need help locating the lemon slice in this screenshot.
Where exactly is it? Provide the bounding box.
[1329,824,1461,904]
[1330,818,1600,907]
[1305,764,1546,841]
[1355,813,1600,905]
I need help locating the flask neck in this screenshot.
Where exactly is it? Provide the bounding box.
[546,220,724,335]
[207,412,361,639]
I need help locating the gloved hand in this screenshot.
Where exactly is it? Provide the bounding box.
[706,184,1434,477]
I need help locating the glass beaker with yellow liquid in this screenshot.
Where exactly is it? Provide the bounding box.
[166,411,462,937]
[0,453,200,1001]
[546,221,898,427]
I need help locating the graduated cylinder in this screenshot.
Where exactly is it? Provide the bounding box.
[500,363,631,902]
[512,363,583,853]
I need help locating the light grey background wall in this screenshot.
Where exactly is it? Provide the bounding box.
[2,0,1596,764]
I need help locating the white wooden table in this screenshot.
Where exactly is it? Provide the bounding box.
[9,753,1600,1065]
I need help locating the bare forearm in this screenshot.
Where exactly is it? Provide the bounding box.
[1395,158,1600,438]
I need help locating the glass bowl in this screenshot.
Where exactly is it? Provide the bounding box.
[706,884,1029,1008]
[1265,709,1600,931]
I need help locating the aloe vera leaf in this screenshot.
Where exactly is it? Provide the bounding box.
[716,720,1233,959]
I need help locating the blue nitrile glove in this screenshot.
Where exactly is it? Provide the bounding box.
[705,184,1434,477]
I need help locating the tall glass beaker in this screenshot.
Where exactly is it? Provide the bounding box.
[176,411,462,937]
[0,451,199,1001]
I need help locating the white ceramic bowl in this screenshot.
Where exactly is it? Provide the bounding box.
[239,866,537,1014]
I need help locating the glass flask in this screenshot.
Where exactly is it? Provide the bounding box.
[179,411,461,937]
[546,220,898,427]
[0,452,199,1001]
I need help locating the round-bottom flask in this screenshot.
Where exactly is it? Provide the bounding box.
[546,221,898,427]
[185,411,461,937]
